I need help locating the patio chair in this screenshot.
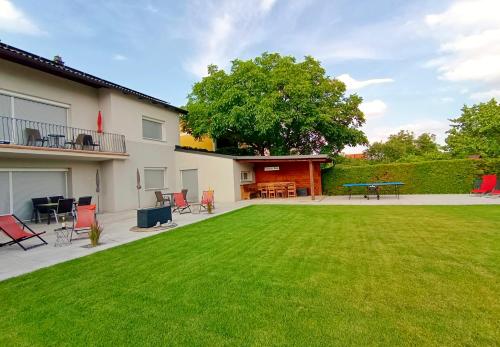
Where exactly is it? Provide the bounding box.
[48,198,75,224]
[67,134,100,151]
[0,215,47,251]
[259,186,268,198]
[31,197,49,222]
[155,191,168,207]
[49,195,64,203]
[268,185,276,198]
[25,128,48,147]
[471,175,497,195]
[78,196,92,206]
[199,190,215,212]
[287,183,296,198]
[71,204,96,241]
[275,185,286,198]
[173,192,191,214]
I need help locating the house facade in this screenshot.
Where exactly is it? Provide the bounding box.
[0,43,330,221]
[0,43,184,219]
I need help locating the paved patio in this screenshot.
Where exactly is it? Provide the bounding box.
[1,194,498,281]
[250,194,500,205]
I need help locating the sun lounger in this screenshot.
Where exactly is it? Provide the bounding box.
[0,215,47,251]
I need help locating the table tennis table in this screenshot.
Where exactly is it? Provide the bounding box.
[343,182,404,200]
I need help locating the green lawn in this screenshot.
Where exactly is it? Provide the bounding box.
[1,205,499,346]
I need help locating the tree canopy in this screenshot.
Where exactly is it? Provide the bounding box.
[183,53,367,155]
[445,98,500,158]
[365,130,441,162]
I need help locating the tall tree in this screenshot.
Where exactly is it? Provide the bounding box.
[445,98,500,158]
[183,53,367,155]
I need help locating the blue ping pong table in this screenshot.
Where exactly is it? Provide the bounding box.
[342,182,404,200]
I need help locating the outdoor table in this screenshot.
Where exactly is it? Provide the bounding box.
[53,226,71,247]
[36,202,58,224]
[48,134,65,148]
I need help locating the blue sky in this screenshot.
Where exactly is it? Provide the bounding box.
[1,0,499,152]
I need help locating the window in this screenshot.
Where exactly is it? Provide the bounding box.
[144,168,166,190]
[142,117,164,141]
[240,171,252,182]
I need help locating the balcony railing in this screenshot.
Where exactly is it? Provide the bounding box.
[0,115,126,154]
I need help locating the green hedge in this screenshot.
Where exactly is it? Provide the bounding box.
[322,159,500,195]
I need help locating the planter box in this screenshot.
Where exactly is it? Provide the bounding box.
[137,206,172,228]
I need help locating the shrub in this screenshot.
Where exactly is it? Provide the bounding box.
[88,223,103,247]
[322,158,500,195]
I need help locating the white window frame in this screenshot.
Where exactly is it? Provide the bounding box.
[240,171,252,182]
[142,116,166,142]
[0,90,70,143]
[144,167,167,191]
[0,168,68,216]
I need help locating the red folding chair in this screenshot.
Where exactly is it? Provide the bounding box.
[471,175,497,195]
[173,192,191,214]
[199,190,215,212]
[0,215,47,251]
[71,204,96,241]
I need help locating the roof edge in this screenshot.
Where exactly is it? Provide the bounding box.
[0,42,187,114]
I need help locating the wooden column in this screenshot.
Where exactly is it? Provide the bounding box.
[309,160,315,200]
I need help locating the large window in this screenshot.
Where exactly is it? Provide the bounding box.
[144,168,166,190]
[142,117,164,141]
[0,91,68,125]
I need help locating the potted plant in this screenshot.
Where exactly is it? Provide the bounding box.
[88,223,103,247]
[206,201,213,214]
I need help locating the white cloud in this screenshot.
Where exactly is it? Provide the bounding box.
[425,0,500,83]
[183,0,278,77]
[337,74,394,90]
[113,54,128,61]
[359,100,387,119]
[470,89,500,101]
[0,0,43,35]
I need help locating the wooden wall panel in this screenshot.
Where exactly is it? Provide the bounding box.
[253,161,322,195]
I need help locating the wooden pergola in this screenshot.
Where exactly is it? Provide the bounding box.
[236,155,330,200]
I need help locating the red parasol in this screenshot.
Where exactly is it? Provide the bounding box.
[97,111,103,133]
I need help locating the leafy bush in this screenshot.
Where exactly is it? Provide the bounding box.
[322,159,500,195]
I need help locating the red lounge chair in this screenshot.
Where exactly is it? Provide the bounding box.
[199,190,215,212]
[0,215,47,251]
[173,193,191,214]
[71,204,96,241]
[471,175,497,195]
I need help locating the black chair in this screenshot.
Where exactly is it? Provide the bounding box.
[78,196,92,206]
[31,197,49,223]
[25,128,48,147]
[48,198,74,224]
[49,195,64,203]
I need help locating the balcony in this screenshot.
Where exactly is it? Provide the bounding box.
[0,115,128,161]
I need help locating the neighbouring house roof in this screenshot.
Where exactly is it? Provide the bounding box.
[0,42,187,114]
[175,146,331,162]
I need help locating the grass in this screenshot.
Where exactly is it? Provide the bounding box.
[0,205,499,346]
